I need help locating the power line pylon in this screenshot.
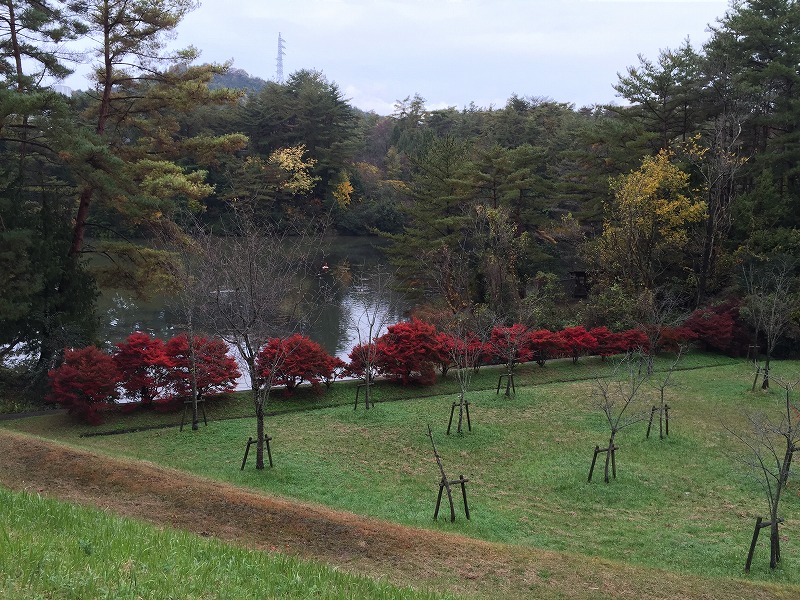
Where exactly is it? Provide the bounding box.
[276,32,286,83]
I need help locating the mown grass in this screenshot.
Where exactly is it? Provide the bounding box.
[6,351,739,435]
[4,353,799,589]
[0,486,454,600]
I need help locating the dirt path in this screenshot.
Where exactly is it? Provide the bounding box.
[0,429,795,599]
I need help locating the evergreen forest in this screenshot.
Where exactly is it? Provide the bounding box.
[2,0,799,398]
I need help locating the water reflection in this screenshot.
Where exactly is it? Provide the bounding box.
[309,264,406,358]
[96,237,408,362]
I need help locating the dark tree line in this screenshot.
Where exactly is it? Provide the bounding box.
[2,0,800,392]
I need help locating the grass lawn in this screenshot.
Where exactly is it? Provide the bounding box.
[4,353,799,593]
[0,486,452,600]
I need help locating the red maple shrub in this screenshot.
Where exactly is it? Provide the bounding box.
[655,326,698,353]
[113,332,174,405]
[47,346,121,424]
[527,329,565,367]
[589,326,628,359]
[257,334,336,394]
[489,323,533,370]
[164,334,241,406]
[556,326,598,363]
[683,302,738,354]
[372,318,442,385]
[322,355,347,388]
[434,331,456,376]
[617,328,650,353]
[347,342,377,379]
[446,330,488,371]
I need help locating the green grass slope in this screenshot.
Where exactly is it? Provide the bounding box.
[3,354,799,594]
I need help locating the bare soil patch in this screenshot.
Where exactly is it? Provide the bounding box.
[0,429,794,599]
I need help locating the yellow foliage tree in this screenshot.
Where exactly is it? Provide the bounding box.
[332,173,354,208]
[221,145,320,225]
[267,145,319,195]
[598,150,706,291]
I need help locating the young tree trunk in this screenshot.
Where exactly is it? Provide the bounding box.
[247,359,266,470]
[696,211,717,307]
[604,431,617,484]
[188,332,199,430]
[457,392,465,433]
[255,398,266,470]
[761,354,771,390]
[767,444,793,568]
[363,367,372,409]
[769,519,780,569]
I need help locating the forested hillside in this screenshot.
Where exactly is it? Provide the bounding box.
[1,0,798,395]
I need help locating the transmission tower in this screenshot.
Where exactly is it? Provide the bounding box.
[276,33,286,83]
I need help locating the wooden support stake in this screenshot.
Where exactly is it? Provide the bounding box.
[434,483,445,520]
[752,365,762,392]
[428,425,470,521]
[459,474,470,520]
[747,344,759,362]
[588,443,619,483]
[746,517,766,572]
[646,404,671,439]
[354,380,371,410]
[646,406,657,438]
[444,479,456,522]
[180,398,207,432]
[496,372,515,396]
[588,445,600,482]
[745,517,784,572]
[447,401,471,435]
[610,442,617,481]
[240,434,273,470]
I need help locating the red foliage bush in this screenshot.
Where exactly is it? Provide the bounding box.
[434,332,456,376]
[257,334,337,394]
[165,334,241,403]
[347,342,376,379]
[589,326,628,358]
[655,326,698,353]
[47,346,121,424]
[322,355,347,388]
[372,318,442,385]
[683,302,741,354]
[448,330,489,370]
[617,328,650,353]
[113,332,174,405]
[527,329,566,367]
[489,324,533,369]
[556,326,598,363]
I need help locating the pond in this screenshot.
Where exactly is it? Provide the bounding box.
[96,236,410,362]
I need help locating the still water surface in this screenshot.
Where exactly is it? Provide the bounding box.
[96,237,409,362]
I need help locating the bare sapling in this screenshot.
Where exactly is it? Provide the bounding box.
[159,227,206,431]
[197,205,326,469]
[427,424,470,521]
[646,345,686,439]
[729,373,799,571]
[589,351,650,483]
[741,255,796,391]
[442,308,495,435]
[347,265,401,409]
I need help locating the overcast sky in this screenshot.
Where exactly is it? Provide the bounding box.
[66,0,733,114]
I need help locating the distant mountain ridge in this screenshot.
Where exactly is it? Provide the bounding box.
[210,68,269,93]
